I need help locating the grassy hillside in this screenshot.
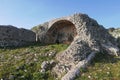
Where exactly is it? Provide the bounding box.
[0,39,120,79]
[0,43,69,80]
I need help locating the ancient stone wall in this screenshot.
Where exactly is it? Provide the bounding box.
[0,25,36,47]
[34,13,119,78]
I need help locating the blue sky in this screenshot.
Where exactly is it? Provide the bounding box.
[0,0,120,29]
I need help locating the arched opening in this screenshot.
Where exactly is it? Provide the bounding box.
[45,20,77,44]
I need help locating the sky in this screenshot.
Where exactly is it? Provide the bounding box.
[0,0,120,29]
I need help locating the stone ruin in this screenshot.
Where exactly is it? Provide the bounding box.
[34,13,120,80]
[0,25,36,47]
[0,13,119,80]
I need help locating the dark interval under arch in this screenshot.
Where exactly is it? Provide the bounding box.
[46,20,77,44]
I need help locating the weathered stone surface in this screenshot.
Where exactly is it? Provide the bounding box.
[62,52,96,80]
[41,60,56,73]
[108,28,120,41]
[41,61,49,70]
[108,28,120,38]
[108,28,120,47]
[33,13,120,79]
[0,25,36,47]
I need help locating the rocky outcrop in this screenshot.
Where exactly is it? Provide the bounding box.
[0,25,36,47]
[108,28,120,38]
[108,28,120,47]
[33,13,120,79]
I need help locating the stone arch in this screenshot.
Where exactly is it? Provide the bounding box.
[45,20,77,44]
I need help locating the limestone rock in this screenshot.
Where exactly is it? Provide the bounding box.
[41,60,56,72]
[108,28,120,38]
[0,25,36,47]
[108,28,120,47]
[41,61,49,70]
